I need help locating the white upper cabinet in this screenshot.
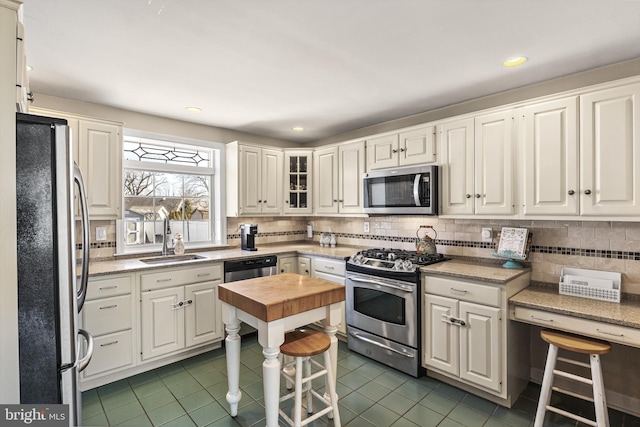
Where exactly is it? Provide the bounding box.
[580,83,640,216]
[283,150,312,215]
[439,111,514,216]
[314,140,366,215]
[227,142,283,216]
[474,110,514,215]
[439,118,475,215]
[367,126,436,171]
[520,97,579,216]
[78,119,122,219]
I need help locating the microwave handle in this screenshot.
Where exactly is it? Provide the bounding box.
[413,174,421,206]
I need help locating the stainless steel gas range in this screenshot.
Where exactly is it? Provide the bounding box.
[346,248,449,377]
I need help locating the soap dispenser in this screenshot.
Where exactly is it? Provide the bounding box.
[174,233,185,255]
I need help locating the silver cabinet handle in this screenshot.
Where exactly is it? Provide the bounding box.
[197,273,211,277]
[475,194,481,198]
[465,194,471,199]
[100,340,119,347]
[99,285,118,290]
[584,189,592,195]
[441,314,466,327]
[568,190,575,195]
[157,278,172,283]
[450,288,468,295]
[99,304,117,310]
[324,266,335,270]
[531,315,554,323]
[596,329,624,337]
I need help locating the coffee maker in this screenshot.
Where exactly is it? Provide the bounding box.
[241,224,258,251]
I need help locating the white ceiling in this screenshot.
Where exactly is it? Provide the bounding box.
[22,0,640,143]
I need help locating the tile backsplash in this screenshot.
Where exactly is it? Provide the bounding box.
[82,216,640,295]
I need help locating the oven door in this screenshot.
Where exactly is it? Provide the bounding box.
[346,272,417,347]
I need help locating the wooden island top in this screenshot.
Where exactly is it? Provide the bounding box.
[218,273,345,322]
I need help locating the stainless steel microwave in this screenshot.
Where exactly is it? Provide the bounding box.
[363,165,438,215]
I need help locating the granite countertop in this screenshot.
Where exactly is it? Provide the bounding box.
[87,243,363,276]
[509,285,640,329]
[420,260,530,284]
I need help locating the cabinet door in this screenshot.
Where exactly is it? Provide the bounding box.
[439,119,475,215]
[261,148,283,214]
[338,141,365,214]
[185,281,222,347]
[239,145,262,214]
[474,110,514,215]
[521,98,579,216]
[298,256,311,276]
[284,151,312,214]
[141,287,185,360]
[78,120,122,219]
[423,294,458,376]
[278,256,297,274]
[313,147,339,214]
[399,126,436,166]
[580,84,640,216]
[367,134,399,170]
[459,301,501,393]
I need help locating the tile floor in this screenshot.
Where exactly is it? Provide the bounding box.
[82,335,640,427]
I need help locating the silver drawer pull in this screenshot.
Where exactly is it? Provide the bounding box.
[197,273,211,277]
[450,288,468,294]
[157,278,172,283]
[100,341,119,347]
[324,266,335,270]
[596,329,624,337]
[531,315,554,323]
[99,304,118,310]
[99,285,118,290]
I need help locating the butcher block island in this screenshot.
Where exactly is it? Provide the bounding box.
[218,273,345,322]
[219,273,345,427]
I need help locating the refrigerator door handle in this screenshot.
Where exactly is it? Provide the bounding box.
[74,162,90,312]
[77,329,94,373]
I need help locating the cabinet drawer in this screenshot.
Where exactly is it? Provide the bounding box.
[86,274,132,300]
[83,330,133,377]
[141,264,222,291]
[511,306,640,347]
[424,276,501,307]
[82,295,132,336]
[313,258,346,276]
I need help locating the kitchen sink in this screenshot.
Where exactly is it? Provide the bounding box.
[139,254,206,265]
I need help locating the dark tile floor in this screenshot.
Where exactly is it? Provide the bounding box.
[82,336,640,426]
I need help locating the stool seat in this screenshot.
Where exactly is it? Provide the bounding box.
[281,330,331,357]
[540,330,611,355]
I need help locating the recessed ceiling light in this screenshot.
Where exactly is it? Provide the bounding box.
[292,127,304,132]
[185,107,201,113]
[503,56,528,68]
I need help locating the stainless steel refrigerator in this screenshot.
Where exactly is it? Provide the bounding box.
[16,113,94,426]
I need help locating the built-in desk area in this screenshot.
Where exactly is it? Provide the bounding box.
[509,285,640,417]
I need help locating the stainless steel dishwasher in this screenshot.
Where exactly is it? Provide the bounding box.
[223,255,278,335]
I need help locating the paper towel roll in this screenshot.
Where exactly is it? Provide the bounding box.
[307,225,313,238]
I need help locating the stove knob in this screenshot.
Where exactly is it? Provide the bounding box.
[388,253,397,261]
[405,260,414,271]
[393,259,403,270]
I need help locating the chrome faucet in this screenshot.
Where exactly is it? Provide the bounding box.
[161,218,173,256]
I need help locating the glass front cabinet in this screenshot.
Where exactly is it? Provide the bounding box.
[284,150,313,214]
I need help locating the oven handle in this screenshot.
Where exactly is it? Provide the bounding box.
[413,174,422,207]
[349,331,415,358]
[347,276,414,292]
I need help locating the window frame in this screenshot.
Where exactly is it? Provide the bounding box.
[116,129,226,255]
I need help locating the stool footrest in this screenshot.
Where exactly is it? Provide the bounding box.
[546,405,597,427]
[551,386,595,403]
[557,356,591,369]
[552,368,594,385]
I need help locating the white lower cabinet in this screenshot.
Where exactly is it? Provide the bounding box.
[140,264,223,360]
[310,256,346,336]
[81,273,135,381]
[422,272,530,406]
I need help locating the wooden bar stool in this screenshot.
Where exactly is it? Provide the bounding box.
[279,329,341,427]
[534,329,611,427]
